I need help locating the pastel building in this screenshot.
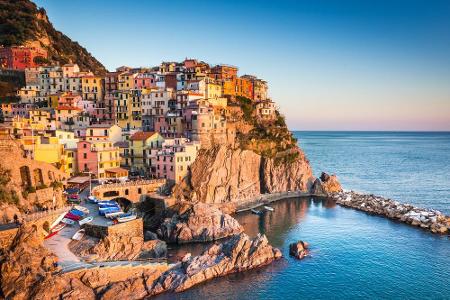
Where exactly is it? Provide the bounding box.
[127,131,164,173]
[77,140,122,181]
[152,138,200,183]
[84,124,122,143]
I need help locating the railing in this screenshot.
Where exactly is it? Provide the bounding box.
[234,190,310,212]
[23,205,72,222]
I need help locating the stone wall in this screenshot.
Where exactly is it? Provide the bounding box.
[83,218,143,239]
[92,179,166,203]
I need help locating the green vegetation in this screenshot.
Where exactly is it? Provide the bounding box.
[0,166,19,205]
[236,96,255,123]
[50,181,63,189]
[0,0,106,75]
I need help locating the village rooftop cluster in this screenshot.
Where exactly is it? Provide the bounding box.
[0,50,277,185]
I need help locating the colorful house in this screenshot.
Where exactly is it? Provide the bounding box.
[127,131,164,173]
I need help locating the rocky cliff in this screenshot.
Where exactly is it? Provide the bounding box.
[0,0,106,75]
[174,98,314,204]
[157,202,243,243]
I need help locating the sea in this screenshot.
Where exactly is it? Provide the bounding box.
[157,132,450,300]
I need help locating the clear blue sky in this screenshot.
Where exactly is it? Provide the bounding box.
[34,0,450,131]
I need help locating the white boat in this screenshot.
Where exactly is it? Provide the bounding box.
[78,216,94,226]
[251,209,262,215]
[61,218,76,225]
[72,229,85,241]
[117,214,137,223]
[105,211,124,219]
[264,206,274,212]
[74,205,89,214]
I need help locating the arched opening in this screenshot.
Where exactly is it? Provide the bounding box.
[113,197,133,212]
[48,171,54,181]
[43,221,50,233]
[103,190,119,198]
[33,168,44,187]
[20,166,31,187]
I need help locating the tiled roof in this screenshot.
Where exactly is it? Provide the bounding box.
[130,131,156,141]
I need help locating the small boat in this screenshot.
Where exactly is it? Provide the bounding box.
[99,206,121,216]
[65,212,81,221]
[264,206,274,212]
[72,229,85,240]
[97,200,117,205]
[74,205,89,214]
[61,218,76,225]
[117,213,137,223]
[79,216,94,226]
[98,203,119,208]
[251,209,262,215]
[44,223,66,239]
[105,211,124,219]
[69,208,85,217]
[87,196,98,203]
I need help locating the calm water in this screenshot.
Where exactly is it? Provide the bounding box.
[297,131,450,214]
[157,132,450,299]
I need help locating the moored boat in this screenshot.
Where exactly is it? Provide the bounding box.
[78,216,93,226]
[72,229,85,240]
[105,211,124,219]
[264,206,274,211]
[74,205,89,214]
[61,218,76,225]
[44,223,66,239]
[116,213,137,223]
[69,208,85,217]
[65,212,81,221]
[87,195,98,203]
[99,206,121,216]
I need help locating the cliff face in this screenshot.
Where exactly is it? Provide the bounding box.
[0,138,67,223]
[174,145,313,204]
[0,0,106,75]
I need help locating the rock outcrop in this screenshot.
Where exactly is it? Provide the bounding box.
[0,223,59,299]
[174,145,314,204]
[157,202,243,243]
[289,241,309,259]
[149,233,282,295]
[80,234,167,261]
[332,191,450,234]
[311,172,342,196]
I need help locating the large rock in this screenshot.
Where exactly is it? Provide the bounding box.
[157,202,243,243]
[289,241,309,259]
[174,145,314,203]
[0,223,59,299]
[320,172,342,194]
[149,233,282,295]
[81,234,167,261]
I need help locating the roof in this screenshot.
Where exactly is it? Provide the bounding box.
[56,106,81,111]
[105,167,129,174]
[130,131,157,141]
[114,141,129,148]
[67,176,90,184]
[87,124,114,129]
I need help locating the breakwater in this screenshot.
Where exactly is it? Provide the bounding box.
[331,191,450,234]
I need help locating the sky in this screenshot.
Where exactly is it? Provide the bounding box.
[34,0,450,131]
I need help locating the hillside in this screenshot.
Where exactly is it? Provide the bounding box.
[0,0,106,75]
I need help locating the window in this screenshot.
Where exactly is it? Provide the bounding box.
[83,153,87,159]
[125,189,129,196]
[83,143,87,148]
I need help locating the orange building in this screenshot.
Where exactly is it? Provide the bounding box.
[236,77,253,99]
[0,46,47,70]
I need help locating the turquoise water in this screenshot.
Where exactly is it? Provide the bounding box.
[157,132,450,299]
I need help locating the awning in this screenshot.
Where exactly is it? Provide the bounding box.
[67,176,90,184]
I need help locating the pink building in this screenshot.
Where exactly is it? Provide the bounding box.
[77,141,98,175]
[134,73,157,89]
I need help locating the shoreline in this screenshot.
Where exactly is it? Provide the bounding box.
[330,191,449,235]
[233,190,449,235]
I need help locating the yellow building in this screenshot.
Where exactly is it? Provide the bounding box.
[81,75,103,101]
[62,148,77,177]
[128,131,164,172]
[205,80,223,99]
[49,94,60,108]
